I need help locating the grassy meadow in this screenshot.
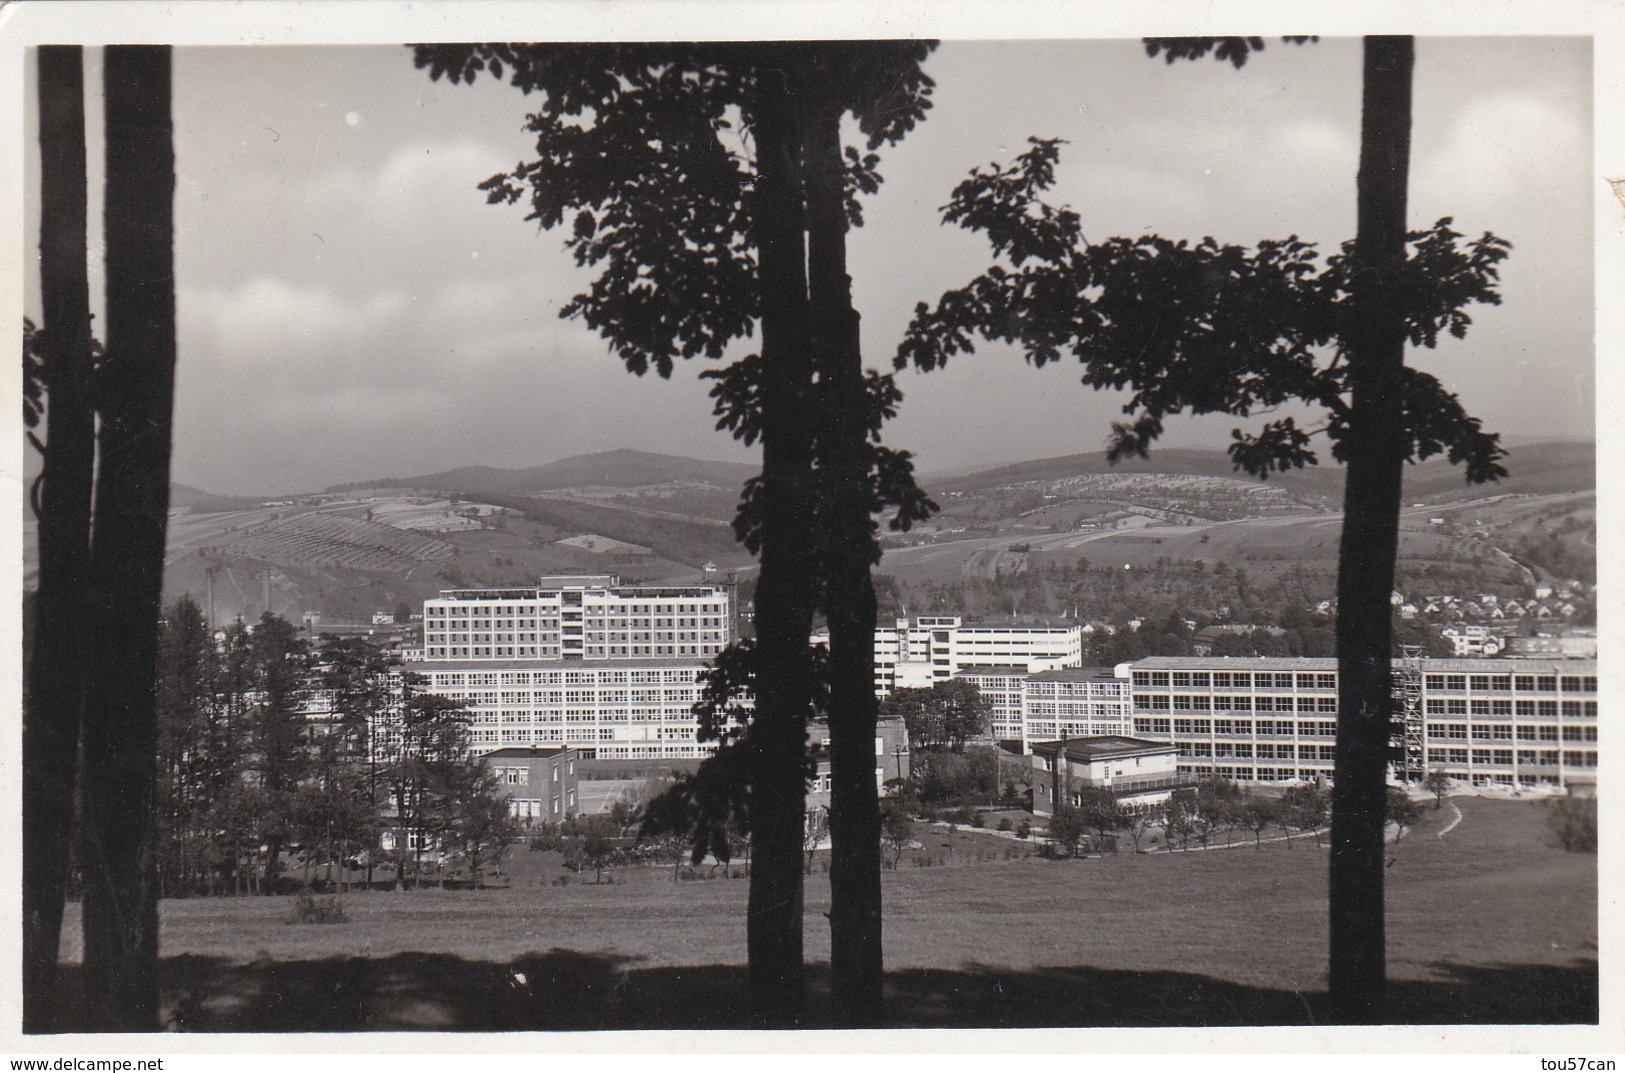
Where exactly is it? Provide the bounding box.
[52,797,1596,1031]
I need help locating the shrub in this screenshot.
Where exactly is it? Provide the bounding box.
[287,893,347,925]
[1015,819,1031,840]
[1548,797,1597,853]
[996,817,1013,833]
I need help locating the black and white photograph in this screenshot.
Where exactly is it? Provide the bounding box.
[5,0,1619,1056]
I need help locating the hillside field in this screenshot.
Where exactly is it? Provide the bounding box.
[877,497,1541,590]
[49,798,1596,1031]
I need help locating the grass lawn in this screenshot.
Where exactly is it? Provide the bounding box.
[51,797,1595,1031]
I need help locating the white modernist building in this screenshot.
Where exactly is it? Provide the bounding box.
[1125,656,1598,790]
[413,658,726,760]
[873,616,1083,694]
[414,574,738,759]
[1020,667,1134,747]
[421,574,735,662]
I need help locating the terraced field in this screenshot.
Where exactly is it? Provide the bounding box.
[222,514,457,573]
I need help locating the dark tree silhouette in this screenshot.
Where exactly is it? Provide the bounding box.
[155,596,229,897]
[24,44,96,1034]
[1329,38,1419,1023]
[1423,770,1451,809]
[247,613,313,893]
[79,45,176,1031]
[1047,803,1086,859]
[898,35,1507,1025]
[414,42,935,1025]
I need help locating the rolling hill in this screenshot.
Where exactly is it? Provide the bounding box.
[929,440,1593,505]
[330,449,758,497]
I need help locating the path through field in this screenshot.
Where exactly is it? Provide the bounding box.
[48,798,1595,1031]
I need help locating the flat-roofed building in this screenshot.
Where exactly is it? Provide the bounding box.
[413,658,731,760]
[1125,656,1598,790]
[1029,736,1195,817]
[479,746,580,822]
[873,616,1083,694]
[1021,666,1134,749]
[952,666,1030,742]
[421,574,734,663]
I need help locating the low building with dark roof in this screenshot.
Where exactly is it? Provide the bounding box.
[477,746,580,823]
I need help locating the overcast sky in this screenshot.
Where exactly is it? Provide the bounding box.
[22,37,1594,495]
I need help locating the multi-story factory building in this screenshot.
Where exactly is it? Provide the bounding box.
[874,616,1083,693]
[413,574,737,759]
[1021,667,1134,745]
[421,574,735,663]
[412,658,726,760]
[1127,656,1598,790]
[951,667,1031,741]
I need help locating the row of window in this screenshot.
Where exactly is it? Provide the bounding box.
[428,599,725,615]
[1133,670,1596,694]
[1182,743,1340,761]
[1426,748,1598,767]
[1136,694,1339,713]
[428,629,723,642]
[431,669,702,687]
[1425,699,1597,718]
[477,710,704,724]
[442,688,699,704]
[1424,673,1596,693]
[506,793,573,819]
[1177,764,1332,781]
[1429,723,1596,742]
[1133,671,1336,690]
[426,642,711,659]
[1131,718,1341,737]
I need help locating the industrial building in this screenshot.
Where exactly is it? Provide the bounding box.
[873,616,1083,693]
[420,574,736,663]
[1126,656,1598,791]
[412,657,722,759]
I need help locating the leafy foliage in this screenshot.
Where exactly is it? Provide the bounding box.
[23,317,45,442]
[414,43,934,380]
[881,680,992,753]
[1047,803,1086,859]
[880,806,915,869]
[1422,771,1452,808]
[897,140,1511,486]
[1143,36,1317,69]
[639,641,829,865]
[1385,787,1423,838]
[1546,797,1597,854]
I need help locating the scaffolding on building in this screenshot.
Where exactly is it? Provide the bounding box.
[1391,644,1426,782]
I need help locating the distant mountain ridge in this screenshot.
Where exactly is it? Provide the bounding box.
[327,449,759,496]
[318,440,1593,503]
[929,440,1594,502]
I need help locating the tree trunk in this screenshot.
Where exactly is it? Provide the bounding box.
[1329,34,1414,1026]
[804,88,885,1026]
[80,45,176,1032]
[24,45,95,1035]
[743,59,814,1028]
